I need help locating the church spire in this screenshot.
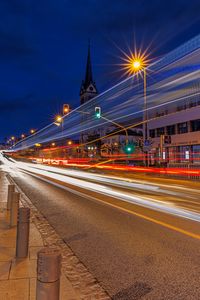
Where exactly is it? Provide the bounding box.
[84,40,93,88]
[80,41,98,104]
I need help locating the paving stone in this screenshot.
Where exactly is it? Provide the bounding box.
[0,261,11,280]
[0,278,29,300]
[0,228,17,248]
[10,258,37,279]
[0,246,15,261]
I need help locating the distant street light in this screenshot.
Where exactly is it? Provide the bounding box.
[30,129,35,134]
[55,115,62,123]
[54,115,63,126]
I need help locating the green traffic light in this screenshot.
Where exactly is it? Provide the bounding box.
[95,106,101,119]
[96,112,101,118]
[124,144,135,154]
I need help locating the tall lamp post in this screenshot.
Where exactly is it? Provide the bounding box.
[130,58,148,166]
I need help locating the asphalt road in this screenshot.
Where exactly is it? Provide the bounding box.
[1,157,200,299]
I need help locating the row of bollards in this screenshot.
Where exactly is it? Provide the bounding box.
[6,184,61,300]
[7,184,31,258]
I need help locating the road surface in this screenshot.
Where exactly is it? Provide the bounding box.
[1,155,200,299]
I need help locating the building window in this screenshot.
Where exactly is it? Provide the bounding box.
[191,119,200,132]
[177,122,188,134]
[156,127,165,137]
[192,145,200,164]
[166,125,175,135]
[149,129,155,138]
[178,146,191,162]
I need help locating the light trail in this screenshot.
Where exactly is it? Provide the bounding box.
[1,153,200,223]
[9,34,200,151]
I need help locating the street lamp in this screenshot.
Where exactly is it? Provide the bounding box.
[54,115,63,126]
[129,55,149,166]
[56,115,62,123]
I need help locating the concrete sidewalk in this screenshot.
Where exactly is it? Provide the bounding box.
[0,171,79,300]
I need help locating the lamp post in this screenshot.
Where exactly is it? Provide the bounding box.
[130,58,149,166]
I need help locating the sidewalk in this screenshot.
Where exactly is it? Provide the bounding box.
[0,171,80,300]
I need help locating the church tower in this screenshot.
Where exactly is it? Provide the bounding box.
[80,42,98,105]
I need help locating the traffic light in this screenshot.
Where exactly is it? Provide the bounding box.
[63,104,70,115]
[95,106,101,119]
[124,144,135,154]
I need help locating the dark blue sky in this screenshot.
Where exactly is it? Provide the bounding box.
[0,0,200,141]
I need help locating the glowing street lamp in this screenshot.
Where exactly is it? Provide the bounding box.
[132,59,141,71]
[21,134,25,139]
[126,53,149,166]
[30,129,35,134]
[56,115,62,123]
[54,115,63,127]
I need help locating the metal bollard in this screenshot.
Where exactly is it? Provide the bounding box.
[16,207,30,258]
[36,248,61,300]
[10,192,20,227]
[7,184,15,210]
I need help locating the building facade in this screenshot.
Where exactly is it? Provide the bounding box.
[148,100,200,166]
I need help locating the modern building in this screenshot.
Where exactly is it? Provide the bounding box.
[148,98,200,166]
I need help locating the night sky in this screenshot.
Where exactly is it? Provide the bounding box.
[0,0,200,142]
